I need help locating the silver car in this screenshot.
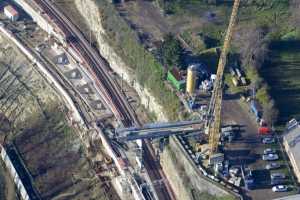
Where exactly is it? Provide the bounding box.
[266,162,281,170]
[264,148,276,154]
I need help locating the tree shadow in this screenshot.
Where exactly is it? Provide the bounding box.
[252,169,271,189]
[225,149,258,165]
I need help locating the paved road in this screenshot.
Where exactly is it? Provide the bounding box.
[223,97,293,200]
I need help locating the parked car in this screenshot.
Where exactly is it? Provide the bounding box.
[272,185,288,192]
[264,148,276,154]
[271,173,286,180]
[259,126,271,135]
[262,154,279,161]
[262,137,275,144]
[266,163,281,170]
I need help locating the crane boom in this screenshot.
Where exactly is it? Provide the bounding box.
[207,0,241,155]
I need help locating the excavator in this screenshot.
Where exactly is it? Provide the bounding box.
[206,0,241,164]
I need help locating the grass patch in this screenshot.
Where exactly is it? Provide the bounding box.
[281,30,300,41]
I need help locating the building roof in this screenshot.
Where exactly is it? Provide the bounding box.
[284,124,300,149]
[283,121,300,171]
[4,5,19,17]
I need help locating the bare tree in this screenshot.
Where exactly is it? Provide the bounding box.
[290,0,300,27]
[233,24,268,69]
[262,99,279,126]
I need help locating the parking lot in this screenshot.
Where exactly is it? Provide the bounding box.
[223,97,296,200]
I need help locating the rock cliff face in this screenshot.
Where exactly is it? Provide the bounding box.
[73,0,168,122]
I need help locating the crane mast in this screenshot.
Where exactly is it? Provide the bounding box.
[207,0,241,156]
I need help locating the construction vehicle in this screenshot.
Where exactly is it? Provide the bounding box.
[206,0,241,164]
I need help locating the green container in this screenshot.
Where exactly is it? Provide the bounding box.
[167,71,185,91]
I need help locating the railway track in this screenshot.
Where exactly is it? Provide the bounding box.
[35,0,136,127]
[32,1,176,200]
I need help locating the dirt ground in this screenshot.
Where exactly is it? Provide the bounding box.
[14,112,115,200]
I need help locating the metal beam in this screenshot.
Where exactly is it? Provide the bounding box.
[116,120,204,142]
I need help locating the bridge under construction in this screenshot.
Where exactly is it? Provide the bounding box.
[116,120,204,141]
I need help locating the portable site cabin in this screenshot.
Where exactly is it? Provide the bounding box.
[4,5,19,22]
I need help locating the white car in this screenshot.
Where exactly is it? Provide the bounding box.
[262,137,276,144]
[264,148,276,154]
[262,153,279,161]
[272,185,288,192]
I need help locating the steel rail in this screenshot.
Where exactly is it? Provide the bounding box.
[36,0,135,127]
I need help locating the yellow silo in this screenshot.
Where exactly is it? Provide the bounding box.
[186,65,198,94]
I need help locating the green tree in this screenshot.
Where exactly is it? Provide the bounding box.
[160,33,184,70]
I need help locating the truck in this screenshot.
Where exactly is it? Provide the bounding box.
[250,100,261,122]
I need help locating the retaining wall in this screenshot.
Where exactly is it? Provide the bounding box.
[1,145,30,200]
